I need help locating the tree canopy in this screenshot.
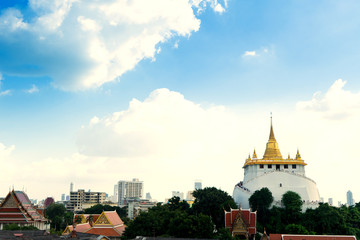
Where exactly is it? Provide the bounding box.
[191,187,237,229]
[123,187,237,239]
[45,203,73,231]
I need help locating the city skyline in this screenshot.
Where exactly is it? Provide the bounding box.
[0,0,360,204]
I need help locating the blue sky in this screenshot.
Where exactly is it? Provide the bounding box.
[1,0,360,204]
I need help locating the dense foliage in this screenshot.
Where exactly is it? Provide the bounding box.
[250,189,360,240]
[45,203,73,231]
[122,187,237,239]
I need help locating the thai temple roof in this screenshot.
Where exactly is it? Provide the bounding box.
[243,117,307,167]
[63,211,126,237]
[0,190,47,224]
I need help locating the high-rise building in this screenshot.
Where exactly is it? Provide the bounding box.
[347,190,354,206]
[146,192,152,200]
[117,178,143,205]
[328,198,333,206]
[186,191,194,200]
[67,189,106,212]
[194,180,202,190]
[61,194,65,201]
[172,191,184,200]
[70,182,74,193]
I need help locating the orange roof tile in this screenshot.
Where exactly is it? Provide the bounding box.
[104,211,123,226]
[86,227,122,237]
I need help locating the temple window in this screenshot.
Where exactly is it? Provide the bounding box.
[292,164,296,169]
[268,164,272,169]
[284,164,288,169]
[260,164,264,169]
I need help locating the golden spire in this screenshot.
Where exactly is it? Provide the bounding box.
[263,116,283,160]
[253,149,258,159]
[296,148,301,160]
[288,153,291,159]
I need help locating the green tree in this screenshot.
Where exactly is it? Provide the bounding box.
[45,203,67,231]
[285,224,309,234]
[249,187,274,226]
[281,191,302,224]
[191,187,237,229]
[122,197,215,239]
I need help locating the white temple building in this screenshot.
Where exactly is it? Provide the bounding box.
[233,118,320,210]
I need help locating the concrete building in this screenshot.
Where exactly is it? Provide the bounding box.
[172,191,184,200]
[328,198,333,206]
[117,179,143,205]
[194,180,202,190]
[233,118,320,210]
[347,190,354,206]
[67,189,106,212]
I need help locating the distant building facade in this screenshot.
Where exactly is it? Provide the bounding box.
[347,190,354,206]
[194,180,202,190]
[117,179,143,205]
[67,189,106,212]
[172,191,184,200]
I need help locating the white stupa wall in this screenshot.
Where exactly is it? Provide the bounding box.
[233,170,320,210]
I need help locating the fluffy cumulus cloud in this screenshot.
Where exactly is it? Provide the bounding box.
[297,79,360,120]
[74,88,246,200]
[0,0,227,90]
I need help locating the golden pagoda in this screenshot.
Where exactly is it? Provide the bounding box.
[243,118,306,167]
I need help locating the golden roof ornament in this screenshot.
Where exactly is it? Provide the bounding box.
[262,116,283,160]
[252,149,257,159]
[296,148,301,160]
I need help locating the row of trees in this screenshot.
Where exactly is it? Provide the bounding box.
[249,188,360,239]
[122,187,237,239]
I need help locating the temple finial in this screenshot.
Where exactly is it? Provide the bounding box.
[269,115,275,140]
[296,148,301,160]
[253,149,257,159]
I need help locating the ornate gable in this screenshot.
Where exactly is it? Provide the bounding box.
[95,212,111,225]
[2,194,18,208]
[232,211,249,235]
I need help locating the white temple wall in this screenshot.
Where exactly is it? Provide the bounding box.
[234,171,320,210]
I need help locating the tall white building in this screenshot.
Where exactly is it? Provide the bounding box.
[117,178,143,205]
[233,118,320,210]
[194,180,202,190]
[347,190,354,206]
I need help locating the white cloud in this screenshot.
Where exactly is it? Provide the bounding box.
[0,0,226,91]
[0,90,11,96]
[75,88,245,200]
[297,79,360,120]
[0,142,15,158]
[25,84,39,94]
[0,73,3,81]
[243,51,257,57]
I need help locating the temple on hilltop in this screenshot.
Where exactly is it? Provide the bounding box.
[0,190,49,230]
[233,118,320,210]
